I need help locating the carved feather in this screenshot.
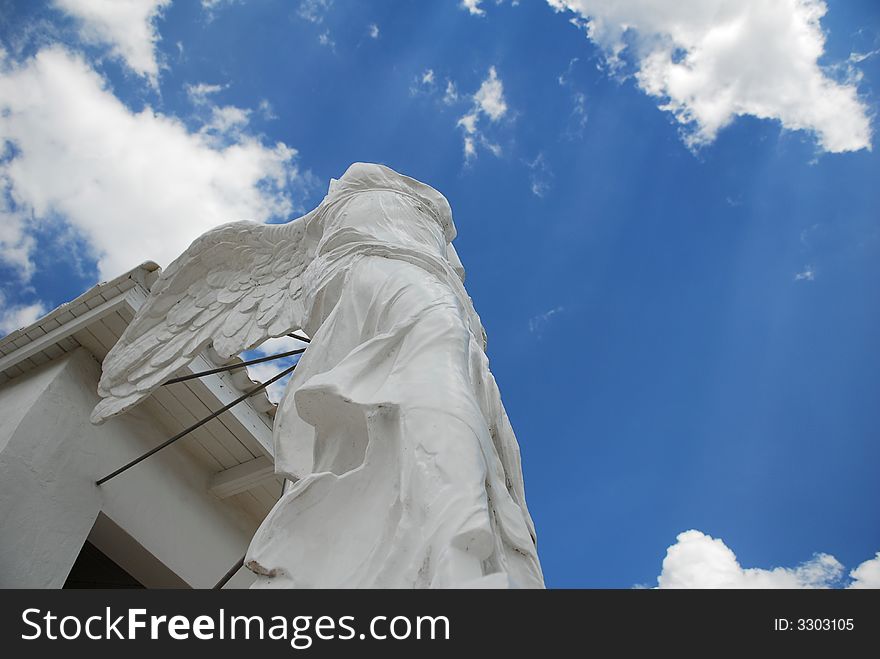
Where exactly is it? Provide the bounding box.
[91,217,310,424]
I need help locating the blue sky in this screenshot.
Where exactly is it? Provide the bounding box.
[1,0,879,588]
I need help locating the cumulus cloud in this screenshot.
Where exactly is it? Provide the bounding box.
[473,66,508,120]
[794,266,816,282]
[53,0,171,85]
[848,552,880,589]
[185,82,266,145]
[0,47,311,281]
[412,67,510,160]
[546,0,872,153]
[653,530,879,589]
[461,0,486,16]
[0,202,36,280]
[0,292,47,336]
[201,104,251,138]
[457,66,508,161]
[368,23,380,40]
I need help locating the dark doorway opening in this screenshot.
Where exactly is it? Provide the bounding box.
[63,540,145,589]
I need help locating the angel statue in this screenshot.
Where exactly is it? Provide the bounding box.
[90,162,544,588]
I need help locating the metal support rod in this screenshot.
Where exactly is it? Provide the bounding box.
[162,347,305,385]
[288,333,311,343]
[96,361,299,486]
[213,555,246,590]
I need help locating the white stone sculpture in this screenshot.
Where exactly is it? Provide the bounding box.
[91,162,544,588]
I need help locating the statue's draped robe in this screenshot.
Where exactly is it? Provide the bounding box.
[245,165,544,588]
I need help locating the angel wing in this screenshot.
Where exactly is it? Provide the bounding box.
[91,217,312,424]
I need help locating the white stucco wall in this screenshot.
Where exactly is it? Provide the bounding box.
[0,348,258,588]
[0,357,65,456]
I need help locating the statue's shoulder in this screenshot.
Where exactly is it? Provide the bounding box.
[331,162,457,242]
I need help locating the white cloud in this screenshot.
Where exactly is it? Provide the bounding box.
[0,206,35,280]
[546,0,872,153]
[457,111,478,134]
[473,66,507,120]
[412,67,508,161]
[848,552,880,589]
[655,530,847,588]
[245,360,292,403]
[463,136,476,160]
[186,82,263,145]
[0,47,310,281]
[201,0,239,9]
[298,0,332,24]
[201,104,251,139]
[849,49,880,65]
[557,57,579,86]
[484,140,502,157]
[200,0,242,19]
[565,91,588,140]
[368,23,380,40]
[461,0,486,16]
[794,266,816,282]
[257,335,310,355]
[0,292,47,336]
[412,68,507,162]
[185,82,225,105]
[410,69,438,97]
[318,30,335,49]
[529,305,564,334]
[443,80,459,105]
[258,99,277,120]
[456,67,509,161]
[557,59,589,139]
[461,1,519,17]
[527,152,553,198]
[53,0,171,85]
